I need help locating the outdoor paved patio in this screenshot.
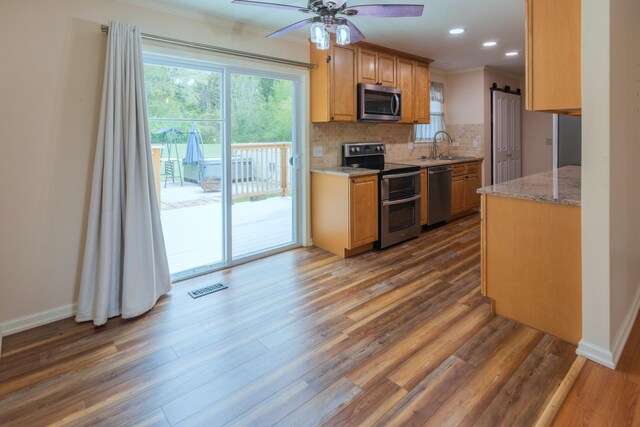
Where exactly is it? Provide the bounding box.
[160,182,293,274]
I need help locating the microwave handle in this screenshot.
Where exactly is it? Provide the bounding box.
[391,94,400,116]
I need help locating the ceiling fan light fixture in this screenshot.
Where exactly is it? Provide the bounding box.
[310,21,324,43]
[316,28,330,50]
[336,23,351,45]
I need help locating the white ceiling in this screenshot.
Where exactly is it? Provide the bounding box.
[148,0,526,75]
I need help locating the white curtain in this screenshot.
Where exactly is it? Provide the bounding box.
[76,21,171,326]
[415,81,446,142]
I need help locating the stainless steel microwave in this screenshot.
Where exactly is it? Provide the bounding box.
[358,83,402,122]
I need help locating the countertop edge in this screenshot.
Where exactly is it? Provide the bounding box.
[477,190,581,207]
[310,168,379,177]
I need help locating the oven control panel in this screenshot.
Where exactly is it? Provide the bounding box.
[343,142,386,158]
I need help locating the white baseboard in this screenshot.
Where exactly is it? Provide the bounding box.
[578,283,640,370]
[611,284,640,366]
[0,303,77,337]
[577,339,615,369]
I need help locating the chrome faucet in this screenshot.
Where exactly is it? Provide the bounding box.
[432,130,454,158]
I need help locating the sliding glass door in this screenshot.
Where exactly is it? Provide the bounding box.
[229,73,296,259]
[143,56,300,280]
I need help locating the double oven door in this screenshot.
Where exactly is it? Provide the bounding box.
[378,170,422,249]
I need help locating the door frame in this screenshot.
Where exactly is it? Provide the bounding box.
[143,53,305,282]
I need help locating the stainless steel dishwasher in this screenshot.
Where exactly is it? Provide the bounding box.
[427,165,452,225]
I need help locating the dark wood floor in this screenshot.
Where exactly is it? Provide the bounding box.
[0,214,576,426]
[554,311,640,426]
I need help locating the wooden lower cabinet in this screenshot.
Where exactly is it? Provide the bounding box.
[350,175,378,248]
[420,169,427,225]
[451,176,465,215]
[311,173,378,257]
[451,160,481,217]
[481,194,582,344]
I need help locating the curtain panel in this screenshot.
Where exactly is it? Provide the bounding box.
[415,81,446,142]
[76,21,171,326]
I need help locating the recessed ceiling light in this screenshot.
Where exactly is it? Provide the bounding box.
[449,28,466,35]
[483,41,497,47]
[505,51,519,56]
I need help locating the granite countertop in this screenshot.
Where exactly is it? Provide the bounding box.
[477,166,581,206]
[397,157,483,168]
[310,166,379,177]
[312,157,483,177]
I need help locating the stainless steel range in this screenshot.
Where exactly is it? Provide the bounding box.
[342,143,422,249]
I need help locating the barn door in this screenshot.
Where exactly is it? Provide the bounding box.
[492,90,522,184]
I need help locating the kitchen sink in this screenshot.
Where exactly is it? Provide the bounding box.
[438,156,476,160]
[422,156,476,161]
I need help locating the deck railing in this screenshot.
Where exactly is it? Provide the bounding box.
[230,142,292,200]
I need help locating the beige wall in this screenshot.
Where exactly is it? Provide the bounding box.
[0,0,309,328]
[447,69,485,125]
[580,0,640,367]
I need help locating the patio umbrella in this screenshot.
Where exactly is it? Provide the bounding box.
[184,122,203,164]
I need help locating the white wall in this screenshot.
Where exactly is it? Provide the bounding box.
[579,0,640,368]
[521,110,553,176]
[608,0,640,362]
[0,0,309,330]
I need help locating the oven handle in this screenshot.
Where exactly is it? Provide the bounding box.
[382,170,421,180]
[382,194,421,206]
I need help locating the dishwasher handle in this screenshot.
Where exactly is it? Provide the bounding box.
[428,166,453,175]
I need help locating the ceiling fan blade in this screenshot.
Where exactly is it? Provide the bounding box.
[266,18,315,38]
[231,0,312,13]
[341,4,424,17]
[345,20,366,43]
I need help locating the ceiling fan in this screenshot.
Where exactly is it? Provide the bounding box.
[231,0,424,50]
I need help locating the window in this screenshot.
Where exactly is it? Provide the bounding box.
[415,81,445,142]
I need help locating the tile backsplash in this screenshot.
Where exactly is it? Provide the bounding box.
[309,122,484,169]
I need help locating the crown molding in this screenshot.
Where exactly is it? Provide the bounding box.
[429,65,524,80]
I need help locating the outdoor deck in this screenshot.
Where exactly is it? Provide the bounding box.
[160,182,293,275]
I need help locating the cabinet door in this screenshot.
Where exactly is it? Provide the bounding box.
[358,48,378,85]
[397,58,415,124]
[349,176,378,248]
[451,176,465,215]
[464,173,480,211]
[378,53,396,87]
[413,62,431,124]
[331,44,357,122]
[420,169,427,225]
[526,0,581,113]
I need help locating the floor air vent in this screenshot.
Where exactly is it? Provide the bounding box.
[188,283,228,299]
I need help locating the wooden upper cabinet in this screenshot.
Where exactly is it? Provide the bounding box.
[310,40,357,122]
[397,58,415,124]
[311,40,432,123]
[331,44,357,121]
[358,48,378,85]
[357,48,396,87]
[526,0,581,114]
[413,62,431,124]
[378,53,396,87]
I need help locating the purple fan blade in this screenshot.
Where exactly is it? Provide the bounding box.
[341,4,424,17]
[346,20,366,43]
[232,0,312,13]
[266,18,315,38]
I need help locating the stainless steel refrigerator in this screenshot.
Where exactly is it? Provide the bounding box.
[554,114,581,167]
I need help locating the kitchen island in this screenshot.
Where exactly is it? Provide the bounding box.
[478,166,582,344]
